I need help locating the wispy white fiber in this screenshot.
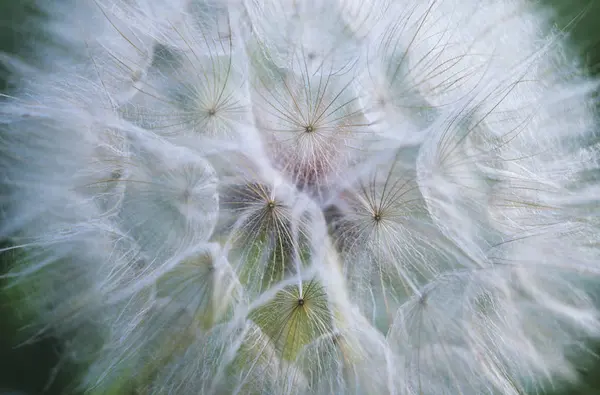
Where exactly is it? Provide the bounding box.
[1,0,600,394]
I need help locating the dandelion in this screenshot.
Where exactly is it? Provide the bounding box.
[1,0,600,394]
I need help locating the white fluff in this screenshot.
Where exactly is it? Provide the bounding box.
[1,0,599,394]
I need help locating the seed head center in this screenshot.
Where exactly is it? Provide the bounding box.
[304,125,314,133]
[182,189,191,203]
[297,298,305,306]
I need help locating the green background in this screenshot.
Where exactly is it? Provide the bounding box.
[0,0,599,394]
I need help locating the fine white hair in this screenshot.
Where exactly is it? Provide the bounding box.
[1,0,600,394]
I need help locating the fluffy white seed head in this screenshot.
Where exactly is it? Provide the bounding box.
[1,0,600,394]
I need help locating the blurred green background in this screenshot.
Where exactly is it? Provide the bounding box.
[0,0,599,394]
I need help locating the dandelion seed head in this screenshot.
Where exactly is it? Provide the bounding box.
[1,0,600,394]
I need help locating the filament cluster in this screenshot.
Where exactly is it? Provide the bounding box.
[1,0,600,394]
